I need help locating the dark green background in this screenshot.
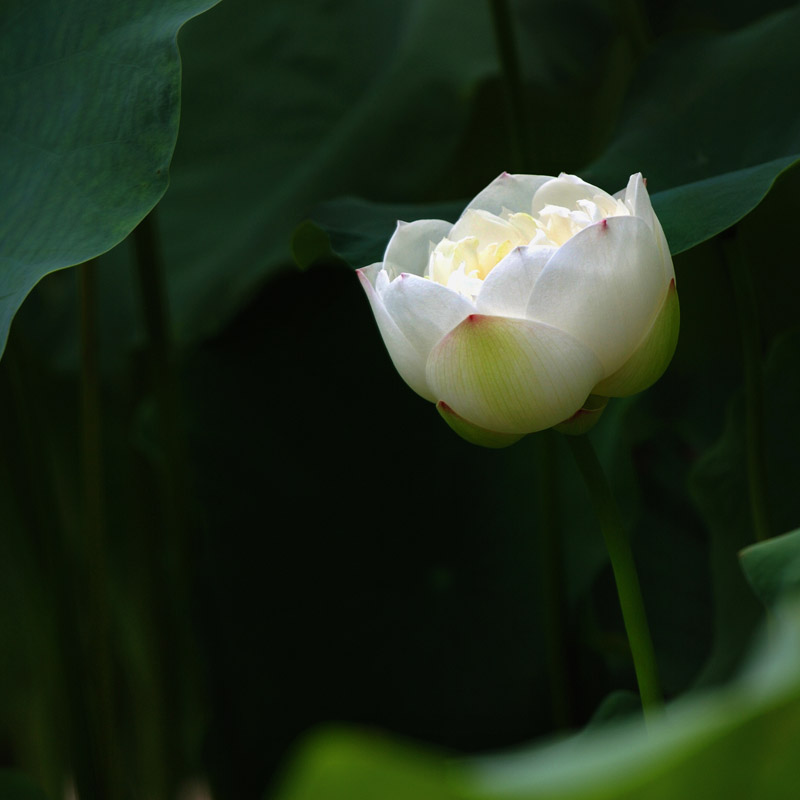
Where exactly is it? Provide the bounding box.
[2,1,800,798]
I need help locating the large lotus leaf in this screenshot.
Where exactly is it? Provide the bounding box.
[12,0,500,367]
[272,600,800,800]
[297,157,798,269]
[296,157,797,268]
[293,198,463,271]
[584,5,800,254]
[295,5,800,271]
[294,157,795,271]
[586,6,800,191]
[649,156,798,256]
[0,0,219,359]
[154,0,497,347]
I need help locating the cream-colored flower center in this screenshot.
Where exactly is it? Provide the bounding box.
[425,194,630,300]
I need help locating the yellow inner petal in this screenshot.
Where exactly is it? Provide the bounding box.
[424,190,631,301]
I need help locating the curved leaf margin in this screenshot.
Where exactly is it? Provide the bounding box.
[0,0,220,359]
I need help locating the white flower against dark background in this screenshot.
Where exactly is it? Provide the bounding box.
[358,173,679,447]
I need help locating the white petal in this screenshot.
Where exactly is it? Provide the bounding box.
[356,265,434,401]
[531,173,617,215]
[623,173,675,284]
[381,272,474,364]
[383,218,452,276]
[623,173,653,220]
[448,208,523,246]
[425,314,603,435]
[526,216,667,376]
[651,213,675,284]
[476,245,557,318]
[463,172,553,216]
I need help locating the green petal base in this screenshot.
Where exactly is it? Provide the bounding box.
[593,280,680,398]
[554,394,610,435]
[436,402,525,449]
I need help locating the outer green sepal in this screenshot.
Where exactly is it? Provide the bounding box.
[553,394,610,436]
[436,401,525,449]
[593,279,680,397]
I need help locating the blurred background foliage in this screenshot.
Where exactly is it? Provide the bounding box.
[2,0,800,798]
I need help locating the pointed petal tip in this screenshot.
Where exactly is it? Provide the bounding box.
[355,268,371,287]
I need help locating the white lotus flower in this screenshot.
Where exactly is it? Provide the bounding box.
[357,172,679,447]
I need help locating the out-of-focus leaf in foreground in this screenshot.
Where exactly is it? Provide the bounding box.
[461,607,800,799]
[0,0,218,358]
[273,599,800,800]
[741,529,800,609]
[274,728,453,800]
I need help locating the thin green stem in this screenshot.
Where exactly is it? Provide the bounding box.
[1,334,74,794]
[488,0,531,171]
[132,210,187,546]
[614,0,652,60]
[565,435,663,719]
[133,211,171,377]
[3,336,56,566]
[537,431,572,729]
[80,260,105,587]
[723,228,770,543]
[78,259,122,800]
[132,209,195,790]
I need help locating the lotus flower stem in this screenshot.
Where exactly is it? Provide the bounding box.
[537,431,572,728]
[565,434,664,718]
[487,0,531,171]
[723,228,770,543]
